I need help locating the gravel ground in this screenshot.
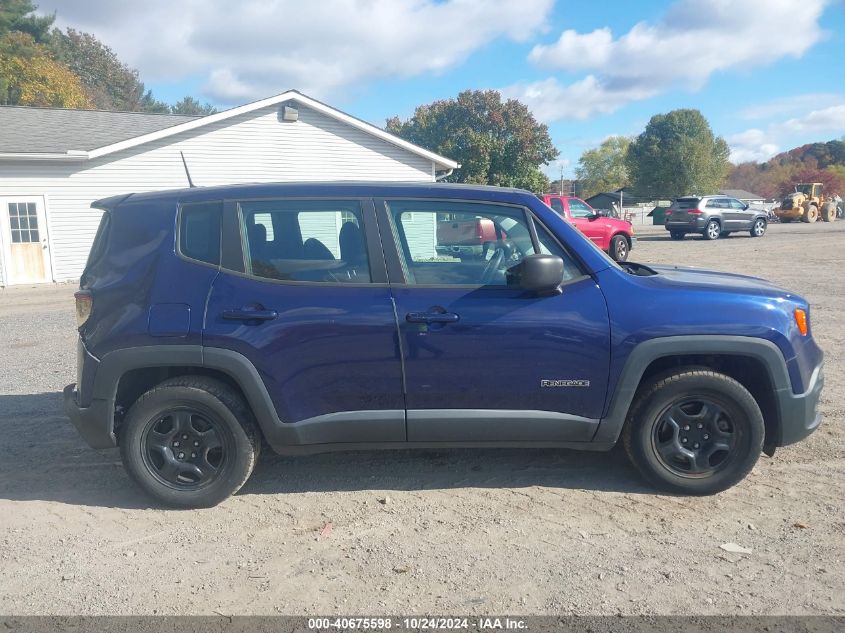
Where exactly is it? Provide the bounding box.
[0,221,843,616]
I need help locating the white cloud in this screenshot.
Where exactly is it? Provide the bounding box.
[509,0,832,122]
[738,93,844,120]
[727,129,780,163]
[38,0,554,103]
[728,103,845,163]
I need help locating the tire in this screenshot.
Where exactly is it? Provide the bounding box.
[703,219,721,240]
[750,217,767,238]
[120,376,261,508]
[622,369,764,495]
[609,234,629,262]
[669,231,685,241]
[802,205,818,223]
[821,203,836,222]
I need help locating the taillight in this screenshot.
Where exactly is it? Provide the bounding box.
[688,209,703,215]
[74,290,93,328]
[665,210,673,216]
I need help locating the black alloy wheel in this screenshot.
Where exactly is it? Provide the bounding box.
[142,409,229,489]
[651,398,738,477]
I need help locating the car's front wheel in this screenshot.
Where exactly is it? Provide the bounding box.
[609,234,629,262]
[703,220,721,240]
[120,376,260,508]
[622,369,764,494]
[750,218,767,237]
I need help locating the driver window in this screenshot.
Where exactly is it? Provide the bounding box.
[387,200,535,286]
[568,200,594,218]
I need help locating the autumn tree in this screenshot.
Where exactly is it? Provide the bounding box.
[575,136,631,199]
[0,31,89,107]
[387,90,558,192]
[627,109,730,199]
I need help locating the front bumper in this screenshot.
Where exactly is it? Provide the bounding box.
[776,362,824,446]
[63,383,116,449]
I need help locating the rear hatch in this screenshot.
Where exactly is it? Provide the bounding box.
[667,197,701,226]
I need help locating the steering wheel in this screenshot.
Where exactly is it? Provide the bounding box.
[479,246,505,285]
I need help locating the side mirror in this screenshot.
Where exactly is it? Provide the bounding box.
[743,203,750,210]
[508,254,564,295]
[594,208,609,218]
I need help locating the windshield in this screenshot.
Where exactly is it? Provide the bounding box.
[796,184,814,195]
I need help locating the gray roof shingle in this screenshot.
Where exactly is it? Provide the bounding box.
[0,106,199,154]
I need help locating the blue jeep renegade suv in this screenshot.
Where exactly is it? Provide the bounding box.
[64,182,825,507]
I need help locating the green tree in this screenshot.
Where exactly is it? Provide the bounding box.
[387,90,558,191]
[50,28,145,110]
[0,0,53,42]
[626,109,730,199]
[171,95,217,116]
[575,136,631,199]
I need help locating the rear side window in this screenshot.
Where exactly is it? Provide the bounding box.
[238,200,370,283]
[677,198,700,209]
[179,202,222,266]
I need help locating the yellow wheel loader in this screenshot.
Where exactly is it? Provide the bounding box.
[775,183,837,223]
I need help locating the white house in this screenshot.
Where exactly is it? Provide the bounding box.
[0,90,458,286]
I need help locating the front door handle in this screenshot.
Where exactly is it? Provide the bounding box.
[222,308,278,322]
[406,311,459,324]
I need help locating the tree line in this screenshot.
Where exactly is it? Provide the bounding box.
[0,0,216,115]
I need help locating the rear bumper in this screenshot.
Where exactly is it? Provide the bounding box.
[776,361,824,446]
[665,217,706,232]
[63,383,116,449]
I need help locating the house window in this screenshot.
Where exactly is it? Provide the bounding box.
[8,202,40,243]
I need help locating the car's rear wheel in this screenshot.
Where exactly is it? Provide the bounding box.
[750,218,767,237]
[120,376,260,508]
[669,231,685,241]
[609,234,629,262]
[703,220,721,240]
[622,369,764,495]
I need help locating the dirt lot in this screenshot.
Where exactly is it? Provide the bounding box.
[0,222,843,616]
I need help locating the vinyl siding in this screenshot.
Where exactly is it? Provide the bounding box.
[0,103,434,284]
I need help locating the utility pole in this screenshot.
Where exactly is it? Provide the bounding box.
[559,164,563,195]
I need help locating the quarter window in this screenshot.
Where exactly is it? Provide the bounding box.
[238,200,370,283]
[179,201,222,266]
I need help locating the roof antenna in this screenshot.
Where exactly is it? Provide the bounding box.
[180,151,196,188]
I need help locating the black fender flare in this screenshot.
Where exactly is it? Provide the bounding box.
[592,335,792,444]
[93,345,282,435]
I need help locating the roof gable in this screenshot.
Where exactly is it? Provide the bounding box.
[0,90,458,170]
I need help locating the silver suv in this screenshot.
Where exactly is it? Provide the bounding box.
[665,196,768,241]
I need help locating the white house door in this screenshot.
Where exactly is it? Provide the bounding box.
[1,197,52,284]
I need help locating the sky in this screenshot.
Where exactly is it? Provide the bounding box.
[38,0,845,180]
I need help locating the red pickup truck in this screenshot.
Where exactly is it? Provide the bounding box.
[538,195,634,262]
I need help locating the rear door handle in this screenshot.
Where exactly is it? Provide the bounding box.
[406,311,459,324]
[222,309,278,322]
